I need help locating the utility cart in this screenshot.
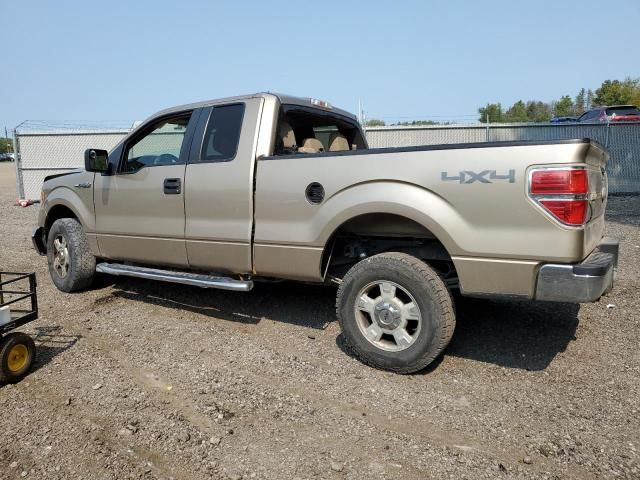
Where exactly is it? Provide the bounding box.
[0,272,38,383]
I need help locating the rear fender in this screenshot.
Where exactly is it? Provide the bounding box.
[316,181,463,254]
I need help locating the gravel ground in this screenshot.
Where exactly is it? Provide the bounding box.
[0,162,638,480]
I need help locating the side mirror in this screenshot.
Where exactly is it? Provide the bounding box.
[84,149,110,173]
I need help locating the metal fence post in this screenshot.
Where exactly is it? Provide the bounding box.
[604,120,610,149]
[13,128,25,200]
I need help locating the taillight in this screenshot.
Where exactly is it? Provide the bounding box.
[531,169,587,195]
[529,168,589,226]
[538,200,587,225]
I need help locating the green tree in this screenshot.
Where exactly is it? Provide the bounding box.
[526,101,552,122]
[0,138,14,154]
[631,88,640,108]
[587,89,595,109]
[574,88,587,115]
[365,119,385,127]
[478,103,502,123]
[553,95,575,117]
[504,100,529,122]
[593,78,640,105]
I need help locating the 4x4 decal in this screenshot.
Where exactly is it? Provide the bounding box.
[441,169,516,184]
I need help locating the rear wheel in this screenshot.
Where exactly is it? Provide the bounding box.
[336,252,455,373]
[0,332,36,383]
[47,218,96,292]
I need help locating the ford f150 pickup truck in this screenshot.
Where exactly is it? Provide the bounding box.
[32,93,619,373]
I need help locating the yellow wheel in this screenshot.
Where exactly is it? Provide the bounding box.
[0,333,36,383]
[8,344,29,372]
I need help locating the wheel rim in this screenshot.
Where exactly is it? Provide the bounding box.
[354,280,423,352]
[7,344,29,373]
[52,234,70,278]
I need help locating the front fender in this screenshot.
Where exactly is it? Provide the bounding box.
[40,171,96,236]
[43,187,95,233]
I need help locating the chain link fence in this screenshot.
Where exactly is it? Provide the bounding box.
[14,129,128,199]
[13,122,640,199]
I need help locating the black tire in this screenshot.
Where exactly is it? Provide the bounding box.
[47,218,96,292]
[0,332,36,383]
[336,252,455,374]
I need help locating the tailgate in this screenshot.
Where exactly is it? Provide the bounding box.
[584,141,609,222]
[583,142,609,258]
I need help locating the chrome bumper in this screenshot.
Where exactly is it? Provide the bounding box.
[535,237,619,303]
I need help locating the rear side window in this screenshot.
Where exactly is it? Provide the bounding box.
[200,104,245,162]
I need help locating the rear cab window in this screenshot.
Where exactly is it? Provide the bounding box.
[273,105,366,156]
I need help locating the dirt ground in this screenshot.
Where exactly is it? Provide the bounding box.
[0,162,638,480]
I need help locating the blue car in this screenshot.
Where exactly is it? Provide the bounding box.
[550,116,577,124]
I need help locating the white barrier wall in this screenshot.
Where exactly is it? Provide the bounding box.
[16,130,128,199]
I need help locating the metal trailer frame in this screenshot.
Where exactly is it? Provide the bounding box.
[0,272,38,335]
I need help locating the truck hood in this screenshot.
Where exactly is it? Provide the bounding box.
[44,169,84,183]
[42,170,93,198]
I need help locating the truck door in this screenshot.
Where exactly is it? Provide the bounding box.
[94,109,200,267]
[184,97,263,273]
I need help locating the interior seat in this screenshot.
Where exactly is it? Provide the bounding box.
[298,138,324,153]
[328,132,350,151]
[278,122,297,151]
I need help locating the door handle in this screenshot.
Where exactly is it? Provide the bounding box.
[163,178,181,194]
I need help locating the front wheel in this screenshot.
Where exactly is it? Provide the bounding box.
[47,218,96,292]
[336,252,456,374]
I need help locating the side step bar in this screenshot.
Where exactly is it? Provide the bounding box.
[96,263,253,292]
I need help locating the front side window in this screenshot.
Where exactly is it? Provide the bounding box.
[199,103,245,162]
[123,113,192,172]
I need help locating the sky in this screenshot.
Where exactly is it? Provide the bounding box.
[1,0,639,131]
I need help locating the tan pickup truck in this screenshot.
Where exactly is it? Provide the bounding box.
[32,93,619,373]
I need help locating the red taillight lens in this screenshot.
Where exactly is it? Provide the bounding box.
[531,169,588,195]
[529,168,590,226]
[539,200,587,225]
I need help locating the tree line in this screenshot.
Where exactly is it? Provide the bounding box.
[0,138,13,154]
[478,77,640,123]
[365,77,640,126]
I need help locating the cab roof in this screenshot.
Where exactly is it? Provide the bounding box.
[152,92,357,122]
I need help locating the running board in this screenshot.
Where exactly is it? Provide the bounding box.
[96,263,253,292]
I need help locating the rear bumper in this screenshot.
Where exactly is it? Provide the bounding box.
[32,227,46,255]
[534,237,619,303]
